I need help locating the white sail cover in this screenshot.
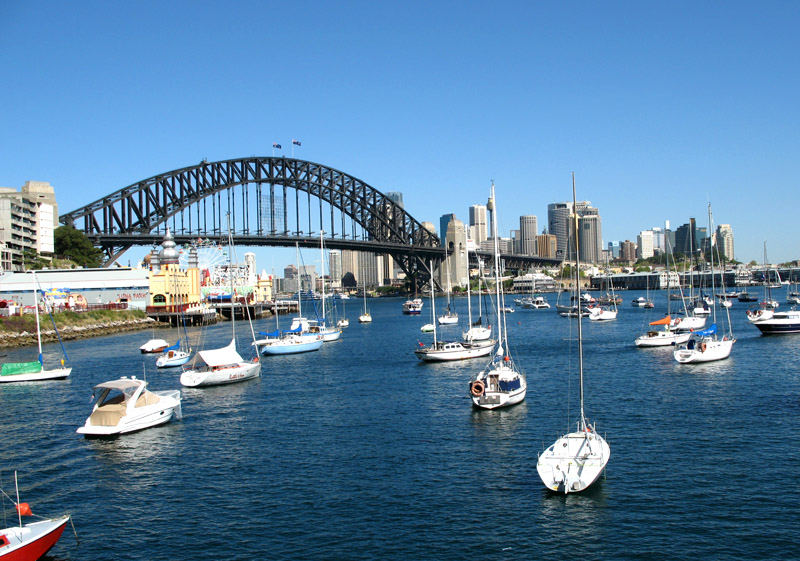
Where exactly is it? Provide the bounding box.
[198,339,244,367]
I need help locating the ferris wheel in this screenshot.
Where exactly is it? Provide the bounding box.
[178,239,228,272]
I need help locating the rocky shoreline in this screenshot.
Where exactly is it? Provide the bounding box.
[0,317,164,349]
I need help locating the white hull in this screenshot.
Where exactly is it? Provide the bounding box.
[156,350,192,368]
[415,340,495,362]
[671,316,706,330]
[359,314,372,323]
[77,385,182,437]
[0,367,71,383]
[470,363,527,409]
[140,338,169,353]
[258,336,324,355]
[537,428,610,493]
[635,330,690,347]
[320,328,342,342]
[673,338,735,363]
[588,308,618,321]
[437,314,459,325]
[337,319,349,328]
[180,360,261,387]
[463,326,492,342]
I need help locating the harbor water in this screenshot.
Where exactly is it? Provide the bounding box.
[1,291,798,560]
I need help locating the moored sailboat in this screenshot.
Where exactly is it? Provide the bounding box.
[537,173,610,493]
[468,184,526,409]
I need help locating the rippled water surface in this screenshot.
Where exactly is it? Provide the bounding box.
[1,292,798,560]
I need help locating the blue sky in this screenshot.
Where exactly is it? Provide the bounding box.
[2,1,799,269]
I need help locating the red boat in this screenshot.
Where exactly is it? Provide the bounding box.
[1,515,70,560]
[1,473,71,560]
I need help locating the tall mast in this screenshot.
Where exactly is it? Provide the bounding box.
[227,214,235,340]
[571,173,586,428]
[430,260,437,347]
[489,183,503,352]
[320,230,326,323]
[32,271,43,365]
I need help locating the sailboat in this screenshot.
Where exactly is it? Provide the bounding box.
[358,283,372,323]
[437,257,459,325]
[336,293,350,327]
[180,216,261,387]
[415,261,494,362]
[306,231,342,342]
[537,173,610,493]
[0,272,72,383]
[469,183,526,409]
[156,278,192,368]
[588,257,618,321]
[673,203,736,363]
[0,472,71,559]
[254,284,324,356]
[462,254,493,342]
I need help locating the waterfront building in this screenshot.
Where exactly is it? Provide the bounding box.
[577,210,603,264]
[358,251,380,287]
[519,215,538,256]
[253,271,274,302]
[283,264,299,294]
[0,181,60,272]
[469,204,488,247]
[512,272,556,293]
[299,265,317,293]
[148,229,201,308]
[0,267,150,309]
[244,252,257,285]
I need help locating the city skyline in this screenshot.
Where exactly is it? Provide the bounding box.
[2,2,798,265]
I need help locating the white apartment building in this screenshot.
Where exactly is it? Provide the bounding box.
[0,181,59,272]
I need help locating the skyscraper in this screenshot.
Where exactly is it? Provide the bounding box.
[329,250,342,288]
[469,204,488,246]
[577,212,603,264]
[674,219,697,256]
[547,202,573,259]
[637,231,654,260]
[519,215,538,256]
[716,224,734,261]
[439,213,457,248]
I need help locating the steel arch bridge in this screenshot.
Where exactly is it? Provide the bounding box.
[59,157,561,288]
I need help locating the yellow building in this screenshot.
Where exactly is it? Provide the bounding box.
[253,270,274,302]
[148,229,201,308]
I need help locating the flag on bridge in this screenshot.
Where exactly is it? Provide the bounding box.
[273,142,282,149]
[292,139,301,146]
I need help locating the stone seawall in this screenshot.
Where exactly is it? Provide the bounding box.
[0,318,163,349]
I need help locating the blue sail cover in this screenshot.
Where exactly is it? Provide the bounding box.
[695,324,717,337]
[163,340,181,352]
[259,330,281,338]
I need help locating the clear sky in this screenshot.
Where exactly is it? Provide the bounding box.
[2,1,799,269]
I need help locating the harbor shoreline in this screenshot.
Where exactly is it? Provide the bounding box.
[0,317,162,349]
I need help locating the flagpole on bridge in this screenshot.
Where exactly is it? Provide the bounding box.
[292,139,301,158]
[272,142,281,157]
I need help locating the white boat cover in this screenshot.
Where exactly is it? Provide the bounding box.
[93,378,145,391]
[198,339,244,367]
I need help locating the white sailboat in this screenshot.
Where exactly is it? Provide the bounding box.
[0,271,72,383]
[469,184,526,409]
[415,261,494,362]
[180,216,261,387]
[437,257,459,325]
[588,258,618,321]
[537,173,610,493]
[358,284,372,323]
[307,231,342,342]
[462,255,493,342]
[673,203,736,364]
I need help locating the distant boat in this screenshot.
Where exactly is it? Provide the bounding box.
[469,184,526,409]
[746,307,800,334]
[358,285,372,323]
[402,298,424,315]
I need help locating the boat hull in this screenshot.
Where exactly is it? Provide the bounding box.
[0,367,71,383]
[0,516,70,561]
[180,361,261,387]
[470,364,527,409]
[156,351,192,368]
[673,338,735,363]
[635,331,690,347]
[537,429,610,493]
[415,341,494,362]
[77,390,182,437]
[260,339,324,355]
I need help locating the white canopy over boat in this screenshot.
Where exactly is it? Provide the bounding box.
[197,339,244,367]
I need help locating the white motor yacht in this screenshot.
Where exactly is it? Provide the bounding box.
[76,377,182,437]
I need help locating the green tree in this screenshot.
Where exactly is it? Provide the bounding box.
[23,249,49,270]
[54,226,104,268]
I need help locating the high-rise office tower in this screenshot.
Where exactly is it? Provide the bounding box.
[716,224,734,261]
[439,213,457,247]
[637,231,655,260]
[469,204,488,246]
[537,234,557,259]
[519,215,538,256]
[547,202,573,260]
[329,250,342,288]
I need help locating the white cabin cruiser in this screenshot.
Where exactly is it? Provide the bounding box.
[76,377,182,437]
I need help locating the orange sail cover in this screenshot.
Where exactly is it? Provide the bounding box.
[649,316,671,326]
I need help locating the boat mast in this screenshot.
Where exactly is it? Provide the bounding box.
[489,183,503,354]
[571,173,586,430]
[227,214,236,340]
[32,271,43,365]
[430,260,437,347]
[320,230,326,324]
[708,203,718,327]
